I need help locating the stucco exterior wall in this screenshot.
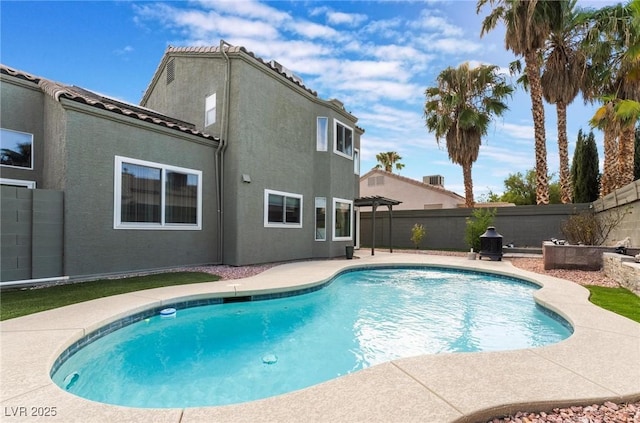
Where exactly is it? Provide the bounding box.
[143,51,361,265]
[142,54,226,136]
[42,94,68,190]
[224,58,360,265]
[58,101,220,279]
[359,170,463,210]
[0,76,45,186]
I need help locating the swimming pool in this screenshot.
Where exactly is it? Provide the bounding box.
[51,266,572,408]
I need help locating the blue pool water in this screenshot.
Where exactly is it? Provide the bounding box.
[51,267,572,408]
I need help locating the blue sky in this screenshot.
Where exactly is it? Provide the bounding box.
[0,0,616,198]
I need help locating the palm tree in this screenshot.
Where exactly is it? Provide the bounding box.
[374,152,405,173]
[478,0,563,205]
[581,1,639,195]
[540,0,585,204]
[424,62,513,208]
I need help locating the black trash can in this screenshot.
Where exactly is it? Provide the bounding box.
[479,226,503,261]
[345,245,354,259]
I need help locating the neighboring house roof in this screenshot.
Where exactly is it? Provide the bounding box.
[360,169,465,201]
[1,64,218,142]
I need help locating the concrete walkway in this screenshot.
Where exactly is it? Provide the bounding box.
[1,253,639,422]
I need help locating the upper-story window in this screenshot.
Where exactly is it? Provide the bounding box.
[354,148,360,175]
[114,156,202,230]
[205,93,216,127]
[1,128,33,169]
[316,117,328,151]
[333,119,353,159]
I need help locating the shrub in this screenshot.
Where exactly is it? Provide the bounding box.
[561,207,630,245]
[410,223,426,249]
[465,208,496,251]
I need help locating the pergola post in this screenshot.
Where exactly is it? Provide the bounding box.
[387,204,393,253]
[354,196,402,256]
[371,203,377,256]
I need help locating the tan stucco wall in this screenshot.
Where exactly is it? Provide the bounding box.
[359,172,462,210]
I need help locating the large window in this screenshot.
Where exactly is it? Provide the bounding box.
[333,198,353,240]
[315,197,326,241]
[316,117,328,151]
[333,119,353,159]
[114,156,202,230]
[205,93,216,127]
[1,128,33,169]
[264,189,303,228]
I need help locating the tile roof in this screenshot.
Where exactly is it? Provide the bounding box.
[1,64,218,142]
[361,168,465,201]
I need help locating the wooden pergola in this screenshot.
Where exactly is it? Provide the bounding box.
[354,196,402,256]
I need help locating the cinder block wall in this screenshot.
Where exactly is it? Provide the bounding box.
[1,186,63,282]
[359,204,591,251]
[593,180,640,247]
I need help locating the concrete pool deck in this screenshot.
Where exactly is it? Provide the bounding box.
[1,253,639,422]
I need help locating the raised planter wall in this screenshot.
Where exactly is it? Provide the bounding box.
[542,242,640,271]
[603,253,640,295]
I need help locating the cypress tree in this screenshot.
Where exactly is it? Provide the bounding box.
[570,130,584,202]
[572,130,600,203]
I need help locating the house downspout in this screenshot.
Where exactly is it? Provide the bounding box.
[216,39,232,263]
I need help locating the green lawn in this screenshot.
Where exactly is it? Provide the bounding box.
[1,272,638,325]
[0,272,219,321]
[585,285,640,323]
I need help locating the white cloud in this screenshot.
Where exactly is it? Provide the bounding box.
[497,122,534,140]
[290,20,340,40]
[193,0,290,24]
[327,11,367,26]
[410,11,463,37]
[361,17,403,38]
[420,36,482,54]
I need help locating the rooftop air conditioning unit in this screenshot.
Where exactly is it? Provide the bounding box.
[424,175,444,187]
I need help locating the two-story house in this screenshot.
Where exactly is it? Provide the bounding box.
[140,43,362,266]
[0,42,362,283]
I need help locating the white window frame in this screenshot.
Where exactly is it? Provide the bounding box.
[205,93,216,127]
[0,178,36,188]
[316,117,328,151]
[354,148,360,175]
[333,118,353,160]
[114,156,202,230]
[332,198,353,241]
[264,189,303,228]
[1,128,34,169]
[315,197,326,241]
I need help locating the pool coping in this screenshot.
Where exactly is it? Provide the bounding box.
[1,253,639,422]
